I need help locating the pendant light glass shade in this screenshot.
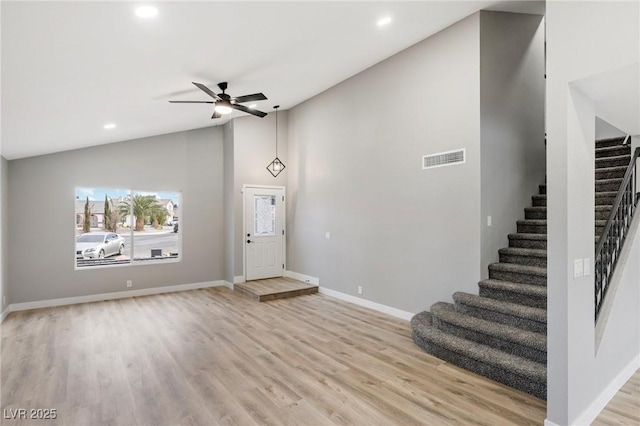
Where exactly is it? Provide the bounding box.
[267,105,285,177]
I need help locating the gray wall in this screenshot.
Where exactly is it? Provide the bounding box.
[8,127,225,303]
[546,1,640,424]
[1,156,8,311]
[223,121,235,283]
[286,13,482,314]
[595,117,626,140]
[479,11,546,278]
[232,112,288,279]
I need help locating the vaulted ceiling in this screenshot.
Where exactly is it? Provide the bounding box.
[1,1,544,160]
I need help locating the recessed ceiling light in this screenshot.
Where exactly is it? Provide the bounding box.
[104,123,116,129]
[377,16,392,27]
[135,6,158,19]
[248,104,257,109]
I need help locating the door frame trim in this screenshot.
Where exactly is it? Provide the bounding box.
[242,184,286,282]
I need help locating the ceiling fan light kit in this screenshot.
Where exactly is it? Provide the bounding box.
[267,105,285,178]
[169,81,267,119]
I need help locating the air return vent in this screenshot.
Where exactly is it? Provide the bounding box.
[422,148,466,169]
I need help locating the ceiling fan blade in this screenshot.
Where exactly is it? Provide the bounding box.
[232,104,267,117]
[169,100,214,103]
[211,110,222,119]
[234,93,267,103]
[192,82,222,101]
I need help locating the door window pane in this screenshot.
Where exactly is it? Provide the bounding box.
[254,195,276,236]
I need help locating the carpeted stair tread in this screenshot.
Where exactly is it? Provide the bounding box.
[479,279,547,299]
[498,247,547,258]
[453,292,546,332]
[595,154,632,168]
[595,136,627,149]
[516,220,547,226]
[411,311,546,399]
[595,145,631,158]
[596,165,628,180]
[524,207,547,220]
[595,206,612,220]
[489,263,547,286]
[596,192,618,205]
[531,194,546,206]
[538,184,546,195]
[489,262,546,276]
[430,302,546,363]
[516,220,547,234]
[508,233,547,250]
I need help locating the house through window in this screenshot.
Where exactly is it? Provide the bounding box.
[75,188,181,268]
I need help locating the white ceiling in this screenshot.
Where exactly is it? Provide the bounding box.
[1,1,545,160]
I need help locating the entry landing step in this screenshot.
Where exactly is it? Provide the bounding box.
[234,277,319,302]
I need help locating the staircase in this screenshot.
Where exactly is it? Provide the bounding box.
[411,136,631,400]
[595,137,632,240]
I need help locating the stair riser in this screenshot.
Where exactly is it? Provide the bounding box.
[509,238,547,250]
[479,287,546,309]
[489,270,546,286]
[517,223,547,234]
[595,147,631,158]
[596,169,626,180]
[499,253,547,268]
[431,316,546,364]
[525,209,547,220]
[538,185,546,195]
[596,180,623,192]
[596,138,626,149]
[596,156,631,168]
[454,302,546,333]
[596,225,604,236]
[532,196,546,207]
[596,209,612,220]
[596,195,616,205]
[412,333,547,400]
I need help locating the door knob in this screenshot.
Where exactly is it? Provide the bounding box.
[247,239,253,244]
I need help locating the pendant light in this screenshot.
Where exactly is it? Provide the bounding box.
[266,105,285,177]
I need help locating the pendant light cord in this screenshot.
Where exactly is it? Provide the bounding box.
[274,105,279,158]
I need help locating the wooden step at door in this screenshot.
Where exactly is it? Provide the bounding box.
[234,277,318,302]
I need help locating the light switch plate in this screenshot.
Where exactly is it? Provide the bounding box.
[574,259,584,278]
[583,257,591,276]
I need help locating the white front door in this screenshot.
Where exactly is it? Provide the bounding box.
[244,186,285,281]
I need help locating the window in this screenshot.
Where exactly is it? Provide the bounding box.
[75,188,181,268]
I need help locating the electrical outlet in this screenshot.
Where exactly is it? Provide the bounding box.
[487,216,492,227]
[357,286,363,295]
[126,280,133,288]
[325,231,331,240]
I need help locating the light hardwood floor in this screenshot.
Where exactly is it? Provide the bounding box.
[592,368,639,426]
[1,287,549,425]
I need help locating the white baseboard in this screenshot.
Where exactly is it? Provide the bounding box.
[572,353,640,425]
[318,286,414,321]
[284,270,320,285]
[234,275,245,284]
[9,280,226,312]
[543,420,560,426]
[1,305,10,323]
[223,281,234,290]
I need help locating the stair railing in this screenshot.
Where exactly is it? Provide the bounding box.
[594,144,640,322]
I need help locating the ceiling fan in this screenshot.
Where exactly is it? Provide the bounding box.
[169,82,268,119]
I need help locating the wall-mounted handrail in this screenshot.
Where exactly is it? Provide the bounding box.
[594,143,639,322]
